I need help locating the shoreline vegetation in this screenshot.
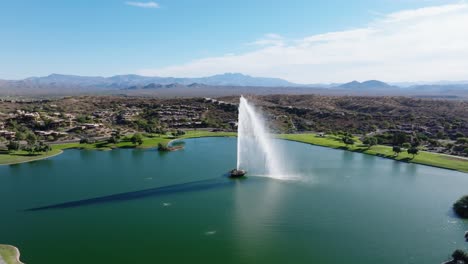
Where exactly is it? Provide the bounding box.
[0,245,23,264]
[279,133,468,173]
[0,131,466,173]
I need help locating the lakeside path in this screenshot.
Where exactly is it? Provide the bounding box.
[0,131,466,173]
[0,245,23,264]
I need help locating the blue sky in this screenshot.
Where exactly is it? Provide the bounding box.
[1,0,467,83]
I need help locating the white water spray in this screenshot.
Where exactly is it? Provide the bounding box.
[236,96,287,179]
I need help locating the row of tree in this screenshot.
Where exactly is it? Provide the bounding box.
[6,132,52,155]
[391,145,419,158]
[342,133,420,159]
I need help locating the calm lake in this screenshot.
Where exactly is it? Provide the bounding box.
[0,137,467,264]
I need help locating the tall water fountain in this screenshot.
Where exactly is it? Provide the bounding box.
[235,96,286,179]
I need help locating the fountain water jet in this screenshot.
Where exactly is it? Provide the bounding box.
[236,96,287,179]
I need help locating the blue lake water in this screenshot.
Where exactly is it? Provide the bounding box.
[0,137,467,263]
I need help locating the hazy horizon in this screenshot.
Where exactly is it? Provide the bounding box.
[3,72,468,87]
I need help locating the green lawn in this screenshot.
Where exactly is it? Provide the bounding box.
[53,130,236,150]
[279,133,468,173]
[0,245,23,264]
[0,149,63,165]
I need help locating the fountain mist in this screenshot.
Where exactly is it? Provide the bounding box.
[237,96,286,179]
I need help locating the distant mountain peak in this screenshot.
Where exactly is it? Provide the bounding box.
[217,72,247,77]
[339,80,393,89]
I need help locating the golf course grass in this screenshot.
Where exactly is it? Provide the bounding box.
[279,133,468,173]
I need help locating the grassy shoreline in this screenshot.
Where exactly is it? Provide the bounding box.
[0,131,236,166]
[0,131,466,173]
[0,245,23,264]
[279,133,468,173]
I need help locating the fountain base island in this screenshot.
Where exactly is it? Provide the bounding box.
[229,169,247,178]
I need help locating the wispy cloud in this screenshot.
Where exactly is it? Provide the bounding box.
[249,34,285,47]
[139,3,468,83]
[125,1,159,9]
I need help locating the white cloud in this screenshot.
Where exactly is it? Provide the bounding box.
[140,3,468,83]
[125,1,159,8]
[249,34,285,47]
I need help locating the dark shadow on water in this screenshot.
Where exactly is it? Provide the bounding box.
[25,178,237,212]
[170,141,186,147]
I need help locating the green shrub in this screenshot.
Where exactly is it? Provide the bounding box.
[157,143,169,151]
[453,195,468,218]
[452,249,468,261]
[131,133,143,145]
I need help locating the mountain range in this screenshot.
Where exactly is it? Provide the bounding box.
[0,73,467,98]
[1,73,297,89]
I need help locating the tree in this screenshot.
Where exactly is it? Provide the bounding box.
[157,143,169,151]
[171,130,186,137]
[402,142,411,149]
[15,131,25,141]
[436,131,445,139]
[392,146,402,157]
[23,133,38,154]
[156,127,167,137]
[76,115,91,123]
[455,132,465,139]
[453,195,468,218]
[452,249,468,262]
[416,133,428,141]
[22,144,36,155]
[363,136,378,149]
[7,141,20,152]
[407,147,419,159]
[392,132,407,146]
[111,130,122,141]
[131,133,143,145]
[26,132,37,146]
[411,138,421,147]
[342,135,355,148]
[108,136,119,144]
[37,141,51,153]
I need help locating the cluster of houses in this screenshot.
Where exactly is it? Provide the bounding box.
[0,99,236,143]
[0,108,108,142]
[154,104,207,128]
[0,120,16,139]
